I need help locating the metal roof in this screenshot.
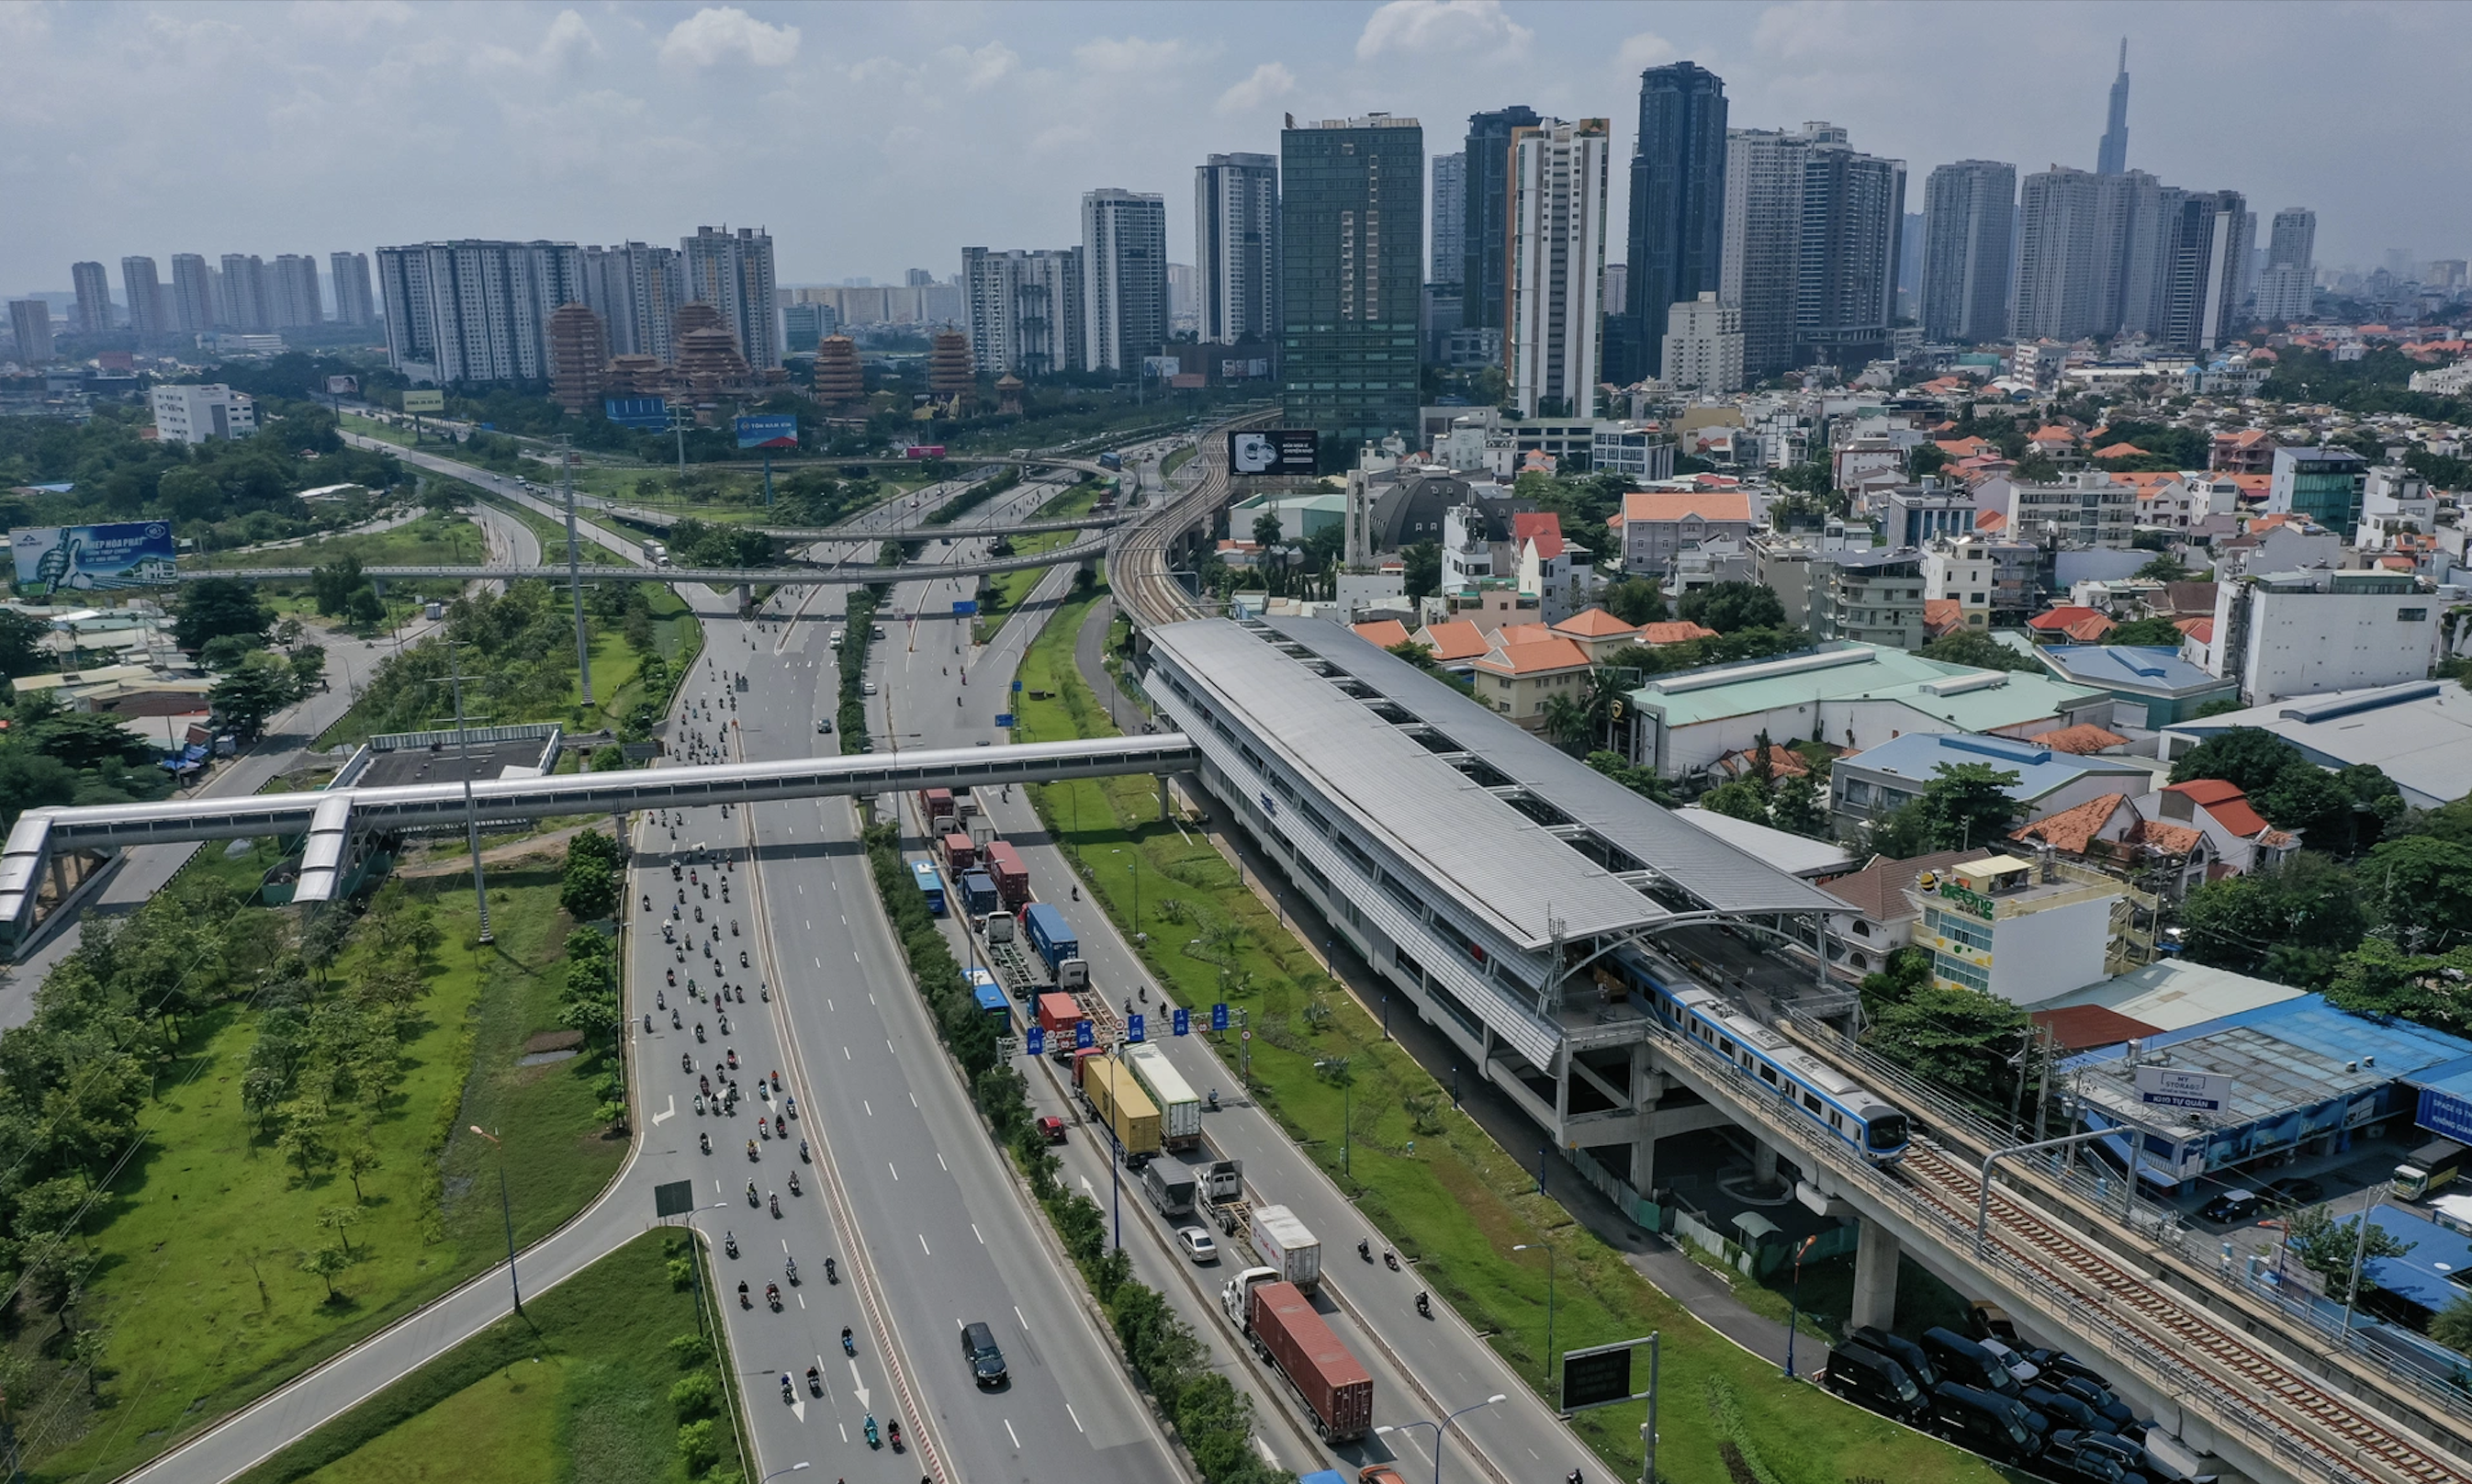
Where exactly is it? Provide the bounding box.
[1833,730,2154,801]
[2036,644,2227,695]
[2162,680,2472,809]
[1626,641,2109,732]
[1258,617,1845,919]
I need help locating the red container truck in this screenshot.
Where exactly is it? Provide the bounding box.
[982,840,1030,909]
[942,832,976,873]
[1035,993,1085,1043]
[918,788,955,829]
[1222,1271,1372,1443]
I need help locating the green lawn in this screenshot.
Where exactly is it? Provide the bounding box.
[1012,587,2007,1484]
[186,512,486,573]
[24,871,628,1484]
[976,484,1103,629]
[239,1231,745,1484]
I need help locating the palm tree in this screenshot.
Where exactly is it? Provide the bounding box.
[1540,692,1592,756]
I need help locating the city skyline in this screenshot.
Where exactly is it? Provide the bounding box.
[4,1,2464,301]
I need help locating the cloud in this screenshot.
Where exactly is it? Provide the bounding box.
[1073,35,1198,75]
[938,39,1017,91]
[658,6,799,69]
[471,9,601,74]
[1215,62,1296,117]
[1354,0,1531,62]
[1615,30,1676,73]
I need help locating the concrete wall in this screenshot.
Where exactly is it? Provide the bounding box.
[2241,588,2441,704]
[1988,892,2113,1005]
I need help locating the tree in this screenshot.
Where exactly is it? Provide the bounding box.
[1401,541,1441,600]
[1916,628,2043,673]
[309,556,373,618]
[1251,511,1284,553]
[2283,1203,2413,1305]
[0,608,51,677]
[1769,771,1829,837]
[2433,1295,2472,1356]
[1864,984,2029,1107]
[318,1203,363,1259]
[289,644,328,692]
[343,1138,382,1203]
[2177,852,2366,985]
[1677,581,1786,635]
[1908,443,1950,480]
[1386,639,1437,672]
[2106,616,2189,646]
[299,1242,350,1301]
[1601,577,1667,625]
[2134,553,2192,582]
[1915,762,2025,852]
[199,632,262,672]
[1862,798,1938,860]
[209,651,302,736]
[27,711,155,771]
[2170,726,2305,793]
[1698,778,1771,824]
[1858,946,1934,1018]
[175,577,274,653]
[2359,836,2472,950]
[1539,691,1594,755]
[2327,939,2472,1035]
[1587,749,1675,806]
[560,854,619,921]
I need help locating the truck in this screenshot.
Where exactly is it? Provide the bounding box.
[1220,1269,1371,1444]
[941,831,977,874]
[958,871,999,918]
[988,924,1045,999]
[1244,1205,1322,1291]
[1022,902,1080,976]
[1035,993,1086,1045]
[1121,1040,1204,1149]
[639,539,670,566]
[917,788,956,830]
[1079,1052,1163,1158]
[982,840,1030,909]
[2396,1138,2469,1199]
[1097,450,1124,472]
[1140,1161,1197,1219]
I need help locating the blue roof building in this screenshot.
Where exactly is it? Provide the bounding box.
[2033,645,2239,727]
[1829,730,2156,833]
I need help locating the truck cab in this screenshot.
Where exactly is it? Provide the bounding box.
[1221,1265,1281,1328]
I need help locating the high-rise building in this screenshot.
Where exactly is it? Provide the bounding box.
[1196,153,1279,344]
[1919,160,2016,343]
[331,252,377,327]
[218,254,272,332]
[1505,118,1610,417]
[2015,166,2134,343]
[1081,189,1168,375]
[2256,208,2317,321]
[272,254,324,327]
[2111,186,2251,352]
[69,262,112,335]
[781,302,834,351]
[7,300,53,364]
[961,246,1084,377]
[1461,106,1541,342]
[1624,62,1728,380]
[121,256,165,340]
[2096,39,2130,175]
[169,253,214,332]
[1430,152,1466,287]
[581,242,687,363]
[376,240,585,384]
[1281,112,1424,459]
[1721,121,1904,377]
[1661,291,1744,393]
[546,302,607,415]
[1167,263,1198,336]
[680,226,779,369]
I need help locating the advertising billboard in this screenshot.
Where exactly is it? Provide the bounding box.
[2135,1064,2231,1112]
[734,413,799,450]
[603,396,669,431]
[1141,355,1181,380]
[903,444,946,459]
[400,389,444,413]
[1228,429,1318,477]
[12,522,178,594]
[323,375,359,396]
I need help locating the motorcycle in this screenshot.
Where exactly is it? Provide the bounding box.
[747,1182,759,1207]
[699,1131,711,1154]
[739,950,750,969]
[888,1420,904,1452]
[769,1192,781,1218]
[781,1374,795,1404]
[800,1138,812,1163]
[1359,1239,1373,1263]
[734,985,745,1003]
[700,1075,711,1096]
[641,894,652,913]
[1415,1291,1432,1318]
[824,1255,837,1284]
[747,1139,759,1160]
[805,1365,822,1397]
[737,1281,751,1309]
[1384,1250,1399,1271]
[725,1230,738,1257]
[693,1094,706,1116]
[664,972,674,991]
[644,1013,655,1034]
[681,1052,694,1074]
[694,1023,706,1042]
[863,1415,880,1448]
[785,1256,799,1286]
[758,1120,770,1141]
[774,1115,787,1139]
[787,1170,802,1196]
[761,984,770,1002]
[726,1049,739,1070]
[730,920,738,937]
[842,1326,857,1356]
[770,1071,781,1090]
[1071,884,1078,901]
[1208,1088,1219,1111]
[784,1096,797,1119]
[766,1282,781,1310]
[671,1009,683,1029]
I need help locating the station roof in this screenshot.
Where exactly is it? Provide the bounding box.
[1625,642,2107,733]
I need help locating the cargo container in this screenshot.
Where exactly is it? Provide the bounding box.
[1022,903,1080,975]
[959,871,1000,917]
[1140,1161,1197,1218]
[942,832,977,873]
[1080,1053,1162,1157]
[982,841,1030,909]
[1221,1271,1371,1443]
[918,788,955,828]
[1245,1205,1321,1291]
[1035,993,1085,1043]
[1121,1041,1203,1148]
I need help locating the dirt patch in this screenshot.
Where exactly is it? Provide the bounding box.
[521,1030,585,1056]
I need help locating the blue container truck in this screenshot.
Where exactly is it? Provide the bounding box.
[959,871,1000,917]
[1022,902,1080,975]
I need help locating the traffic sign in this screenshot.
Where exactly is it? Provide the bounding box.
[1211,1002,1229,1031]
[1012,680,1023,692]
[1241,1029,1252,1042]
[1075,1019,1095,1049]
[994,713,1015,727]
[652,1180,695,1218]
[1173,1006,1190,1037]
[1026,1026,1045,1057]
[1127,1013,1146,1043]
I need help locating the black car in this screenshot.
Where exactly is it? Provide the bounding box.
[2197,1188,2262,1223]
[1824,1343,1928,1422]
[961,1320,1008,1387]
[2021,1348,2109,1390]
[2020,1383,2102,1433]
[1923,1326,2022,1399]
[1927,1382,2043,1464]
[2055,1376,2139,1432]
[2036,1433,2129,1484]
[2264,1175,2325,1209]
[1853,1326,1938,1390]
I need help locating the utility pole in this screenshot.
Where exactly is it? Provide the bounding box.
[559,434,593,705]
[446,635,492,944]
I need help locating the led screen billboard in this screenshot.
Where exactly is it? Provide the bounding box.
[400,389,444,413]
[1228,429,1319,477]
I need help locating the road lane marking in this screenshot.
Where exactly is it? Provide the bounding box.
[1005,1419,1020,1448]
[652,1096,676,1125]
[842,1046,850,1060]
[937,1152,947,1171]
[972,1223,983,1244]
[1015,1306,1027,1331]
[1066,1403,1084,1433]
[863,1100,871,1117]
[908,1092,917,1107]
[918,1232,931,1255]
[887,1162,897,1180]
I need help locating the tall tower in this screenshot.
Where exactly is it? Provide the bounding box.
[121,256,165,340]
[2096,39,2130,175]
[70,262,113,335]
[680,227,777,369]
[1429,152,1466,287]
[1461,106,1542,342]
[1081,189,1168,374]
[1195,154,1279,344]
[1505,119,1610,418]
[1625,62,1728,379]
[1919,161,2017,343]
[1280,112,1425,460]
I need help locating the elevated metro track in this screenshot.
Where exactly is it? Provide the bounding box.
[0,736,1196,945]
[602,504,1132,544]
[173,534,1112,589]
[1115,409,1278,626]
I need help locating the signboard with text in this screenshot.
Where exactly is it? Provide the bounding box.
[400,389,444,413]
[1229,429,1318,477]
[735,413,800,450]
[2135,1064,2230,1112]
[1026,1026,1045,1057]
[604,396,669,430]
[11,522,176,593]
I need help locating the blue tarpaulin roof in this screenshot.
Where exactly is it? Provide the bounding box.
[2363,1204,2472,1315]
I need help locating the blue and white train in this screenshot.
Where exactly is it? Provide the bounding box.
[1647,978,1912,1164]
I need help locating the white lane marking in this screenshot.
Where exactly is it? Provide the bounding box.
[972,1223,984,1244]
[798,1292,807,1310]
[908,1092,917,1107]
[918,1232,931,1255]
[1015,1306,1027,1331]
[1066,1403,1084,1433]
[826,998,834,1011]
[815,957,822,968]
[863,1100,872,1117]
[842,1046,851,1061]
[886,1039,894,1054]
[652,1096,676,1125]
[938,1152,948,1172]
[1005,1419,1021,1449]
[888,1163,897,1180]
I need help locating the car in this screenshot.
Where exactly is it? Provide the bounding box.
[828,630,844,645]
[815,718,833,734]
[1357,1467,1411,1484]
[1037,1115,1067,1143]
[1175,1227,1219,1264]
[860,680,879,695]
[2264,1175,2325,1209]
[2197,1188,2262,1224]
[961,1320,1008,1387]
[871,624,886,638]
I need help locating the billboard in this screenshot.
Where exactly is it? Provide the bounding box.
[603,396,669,431]
[12,522,178,594]
[323,375,358,395]
[735,413,799,450]
[1229,429,1318,477]
[903,444,946,459]
[1141,355,1181,379]
[2135,1064,2230,1112]
[400,389,444,413]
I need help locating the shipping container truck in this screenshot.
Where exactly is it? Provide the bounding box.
[1245,1205,1321,1290]
[983,909,1016,944]
[1121,1041,1204,1148]
[982,841,1031,909]
[958,871,1000,918]
[1220,1270,1371,1443]
[1022,903,1080,975]
[2397,1138,2470,1199]
[1035,993,1086,1045]
[942,832,977,874]
[1079,1053,1163,1158]
[1140,1161,1197,1219]
[917,788,955,829]
[990,933,1044,1000]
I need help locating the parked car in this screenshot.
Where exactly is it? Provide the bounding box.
[1853,1326,1938,1390]
[2264,1175,2325,1209]
[2197,1188,2262,1223]
[2019,1383,2103,1433]
[1824,1343,1928,1422]
[1924,1327,2023,1399]
[1927,1382,2043,1464]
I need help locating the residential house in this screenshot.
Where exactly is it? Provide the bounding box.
[2000,469,2139,548]
[1410,619,1491,671]
[2009,793,2215,900]
[1610,489,1754,576]
[1511,511,1598,624]
[2150,779,2300,874]
[1908,852,2151,1006]
[1814,548,1928,649]
[1469,633,1595,731]
[1816,848,1981,982]
[1828,731,2156,838]
[2031,645,2241,727]
[2209,429,2279,473]
[2208,568,2443,703]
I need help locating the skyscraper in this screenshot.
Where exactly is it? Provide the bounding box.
[219,254,272,332]
[546,302,608,415]
[1919,160,2016,343]
[70,262,113,335]
[331,252,377,327]
[2096,39,2130,175]
[8,300,53,364]
[272,254,324,327]
[2016,165,2136,342]
[169,253,214,332]
[1721,121,1904,377]
[1429,152,1466,287]
[1081,189,1168,375]
[2255,208,2317,321]
[121,256,165,340]
[1281,112,1424,459]
[680,226,778,369]
[1461,106,1541,343]
[376,240,585,384]
[1196,154,1279,344]
[1505,118,1610,417]
[961,246,1084,377]
[1624,62,1728,379]
[581,243,686,362]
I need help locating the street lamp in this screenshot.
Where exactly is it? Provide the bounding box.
[758,1465,812,1481]
[467,1125,520,1314]
[1316,1058,1351,1176]
[1782,1233,1820,1379]
[1513,1240,1557,1379]
[1375,1393,1505,1484]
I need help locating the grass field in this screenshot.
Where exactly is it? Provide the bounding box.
[22,871,628,1484]
[1009,586,2006,1484]
[975,483,1102,629]
[238,1231,745,1484]
[186,512,487,573]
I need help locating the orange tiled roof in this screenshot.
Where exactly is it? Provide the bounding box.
[2094,442,2147,459]
[1924,598,1965,635]
[2216,429,2275,450]
[2130,819,2206,855]
[1554,607,1639,638]
[2164,778,2274,838]
[1975,509,2008,532]
[2030,424,2081,444]
[2027,605,2101,632]
[1474,635,1593,677]
[1635,621,1720,645]
[1352,619,1412,650]
[2062,613,2118,644]
[2032,1004,2163,1051]
[2174,618,2214,643]
[1716,743,1812,781]
[2013,793,2133,854]
[1417,620,1489,663]
[1494,622,1558,648]
[2027,724,2129,755]
[1614,489,1753,528]
[1511,511,1566,560]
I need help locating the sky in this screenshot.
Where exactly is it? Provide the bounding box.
[4,0,2466,298]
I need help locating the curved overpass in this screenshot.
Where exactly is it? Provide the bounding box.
[1114,408,1278,625]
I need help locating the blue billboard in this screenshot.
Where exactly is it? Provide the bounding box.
[735,413,800,450]
[12,522,176,594]
[603,396,669,431]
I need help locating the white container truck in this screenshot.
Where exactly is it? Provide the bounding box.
[1122,1042,1203,1149]
[1246,1204,1321,1293]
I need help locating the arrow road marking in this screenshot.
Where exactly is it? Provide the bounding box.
[652,1096,676,1125]
[850,1357,871,1408]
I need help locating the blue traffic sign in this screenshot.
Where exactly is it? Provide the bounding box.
[1127,1013,1146,1043]
[1025,1026,1045,1056]
[1075,1019,1095,1050]
[994,713,1015,727]
[1012,679,1023,692]
[1173,1006,1190,1037]
[1211,1002,1229,1031]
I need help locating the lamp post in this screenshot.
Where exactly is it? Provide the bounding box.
[1782,1233,1819,1379]
[467,1125,520,1314]
[1112,846,1140,936]
[1513,1240,1557,1379]
[1375,1393,1505,1484]
[1316,1058,1351,1176]
[2341,1188,2387,1336]
[758,1465,813,1481]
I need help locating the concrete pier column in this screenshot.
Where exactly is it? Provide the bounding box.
[735,583,753,613]
[1851,1218,1900,1333]
[1751,1141,1781,1190]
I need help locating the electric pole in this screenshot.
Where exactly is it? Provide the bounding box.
[559,434,593,705]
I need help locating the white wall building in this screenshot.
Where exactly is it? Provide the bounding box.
[151,383,256,444]
[376,240,584,385]
[1921,537,1997,629]
[680,225,779,369]
[1082,189,1169,375]
[1659,291,1743,393]
[1196,154,1279,345]
[1505,119,1609,418]
[2210,568,2442,704]
[961,247,1084,377]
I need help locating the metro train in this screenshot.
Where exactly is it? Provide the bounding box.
[1648,979,1912,1164]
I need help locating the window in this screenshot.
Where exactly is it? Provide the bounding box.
[2398,608,2428,622]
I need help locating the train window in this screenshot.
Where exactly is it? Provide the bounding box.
[1829,1111,1845,1131]
[1758,1064,1778,1085]
[1803,1092,1823,1114]
[1717,1037,1735,1057]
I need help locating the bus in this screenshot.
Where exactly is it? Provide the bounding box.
[909,860,947,916]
